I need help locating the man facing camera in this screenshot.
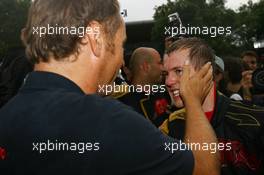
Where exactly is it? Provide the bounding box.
[0,0,219,175]
[161,37,264,175]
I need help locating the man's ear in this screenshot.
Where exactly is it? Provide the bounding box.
[21,28,26,46]
[83,21,103,57]
[141,61,150,72]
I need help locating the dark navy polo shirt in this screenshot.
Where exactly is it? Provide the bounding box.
[0,71,193,175]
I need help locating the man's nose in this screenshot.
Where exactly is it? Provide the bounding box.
[165,73,180,87]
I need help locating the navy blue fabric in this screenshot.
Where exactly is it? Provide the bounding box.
[0,71,194,175]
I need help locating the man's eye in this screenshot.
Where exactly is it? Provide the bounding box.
[162,71,168,77]
[175,69,183,76]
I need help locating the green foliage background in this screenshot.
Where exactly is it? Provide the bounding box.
[0,0,263,58]
[151,0,264,56]
[0,0,31,58]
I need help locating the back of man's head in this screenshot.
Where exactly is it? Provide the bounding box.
[22,0,121,64]
[129,47,161,84]
[129,47,153,73]
[166,37,215,71]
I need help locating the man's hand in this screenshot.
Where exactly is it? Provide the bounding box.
[181,61,220,175]
[242,70,253,89]
[180,61,213,105]
[241,70,253,101]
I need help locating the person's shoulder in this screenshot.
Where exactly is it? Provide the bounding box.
[114,91,145,102]
[113,90,147,110]
[225,99,264,129]
[228,99,264,115]
[110,84,130,99]
[159,108,186,136]
[80,94,140,118]
[68,93,126,109]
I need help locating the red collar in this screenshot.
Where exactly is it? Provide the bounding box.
[204,83,216,122]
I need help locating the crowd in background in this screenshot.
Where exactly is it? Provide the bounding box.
[0,1,263,173]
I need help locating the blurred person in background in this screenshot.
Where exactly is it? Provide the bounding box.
[242,51,258,71]
[240,51,259,101]
[129,47,163,86]
[222,57,243,101]
[0,47,33,108]
[114,47,171,127]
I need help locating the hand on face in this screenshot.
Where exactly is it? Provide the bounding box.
[180,61,213,105]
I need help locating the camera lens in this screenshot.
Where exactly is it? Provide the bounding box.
[252,68,264,92]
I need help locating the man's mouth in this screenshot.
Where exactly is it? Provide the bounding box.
[172,90,180,97]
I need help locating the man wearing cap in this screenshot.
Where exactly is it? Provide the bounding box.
[214,56,225,89]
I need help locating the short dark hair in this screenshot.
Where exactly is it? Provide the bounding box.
[166,37,215,70]
[22,0,121,64]
[241,50,259,60]
[224,57,242,84]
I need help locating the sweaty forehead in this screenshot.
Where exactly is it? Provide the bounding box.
[164,49,190,70]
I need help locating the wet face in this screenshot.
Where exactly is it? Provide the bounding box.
[163,49,196,108]
[243,55,257,71]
